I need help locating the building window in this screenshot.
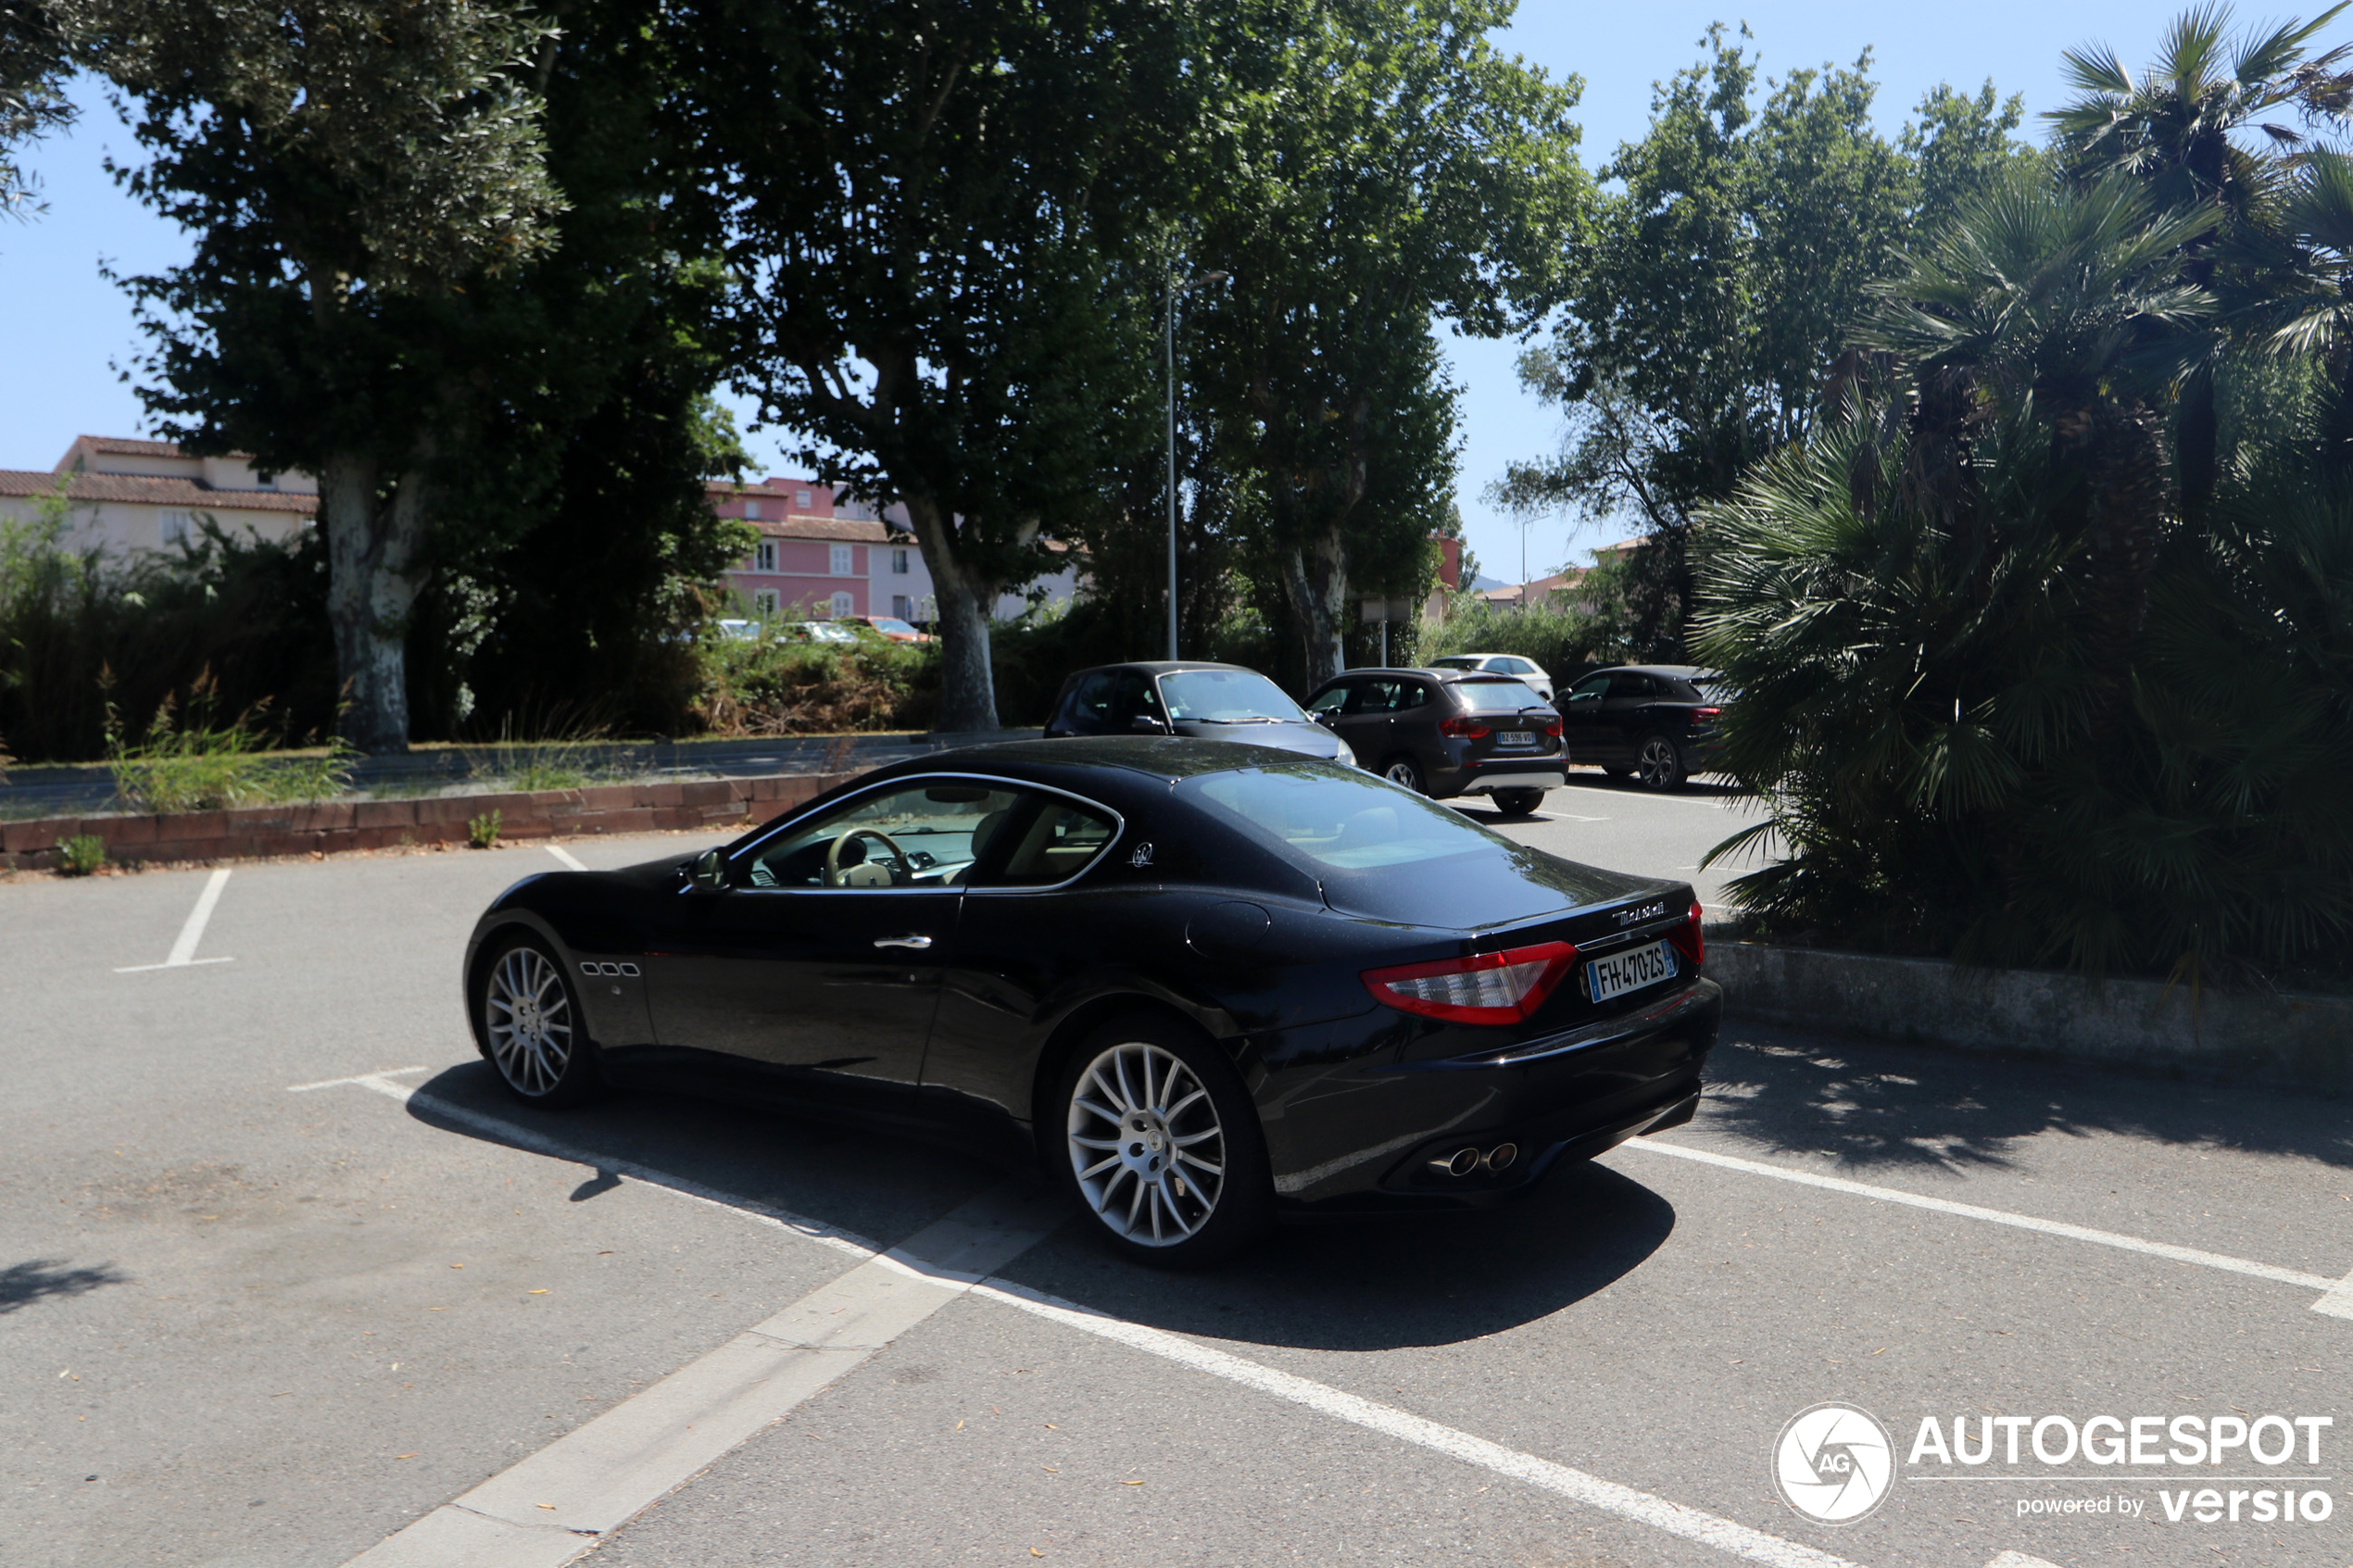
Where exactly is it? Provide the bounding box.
[892,595,913,620]
[744,499,761,521]
[160,510,192,546]
[752,588,780,616]
[830,544,853,576]
[890,547,910,575]
[795,489,812,509]
[830,591,855,619]
[753,541,777,573]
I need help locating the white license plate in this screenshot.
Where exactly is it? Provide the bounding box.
[1586,939,1678,1002]
[1496,731,1532,746]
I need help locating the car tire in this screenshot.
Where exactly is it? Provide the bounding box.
[471,935,606,1108]
[1056,1013,1274,1270]
[1634,734,1688,791]
[1380,755,1427,795]
[1491,787,1547,816]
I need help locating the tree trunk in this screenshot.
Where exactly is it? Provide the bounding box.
[903,495,1000,733]
[321,449,432,754]
[1281,523,1350,688]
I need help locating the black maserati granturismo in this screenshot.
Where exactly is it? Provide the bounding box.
[462,737,1720,1266]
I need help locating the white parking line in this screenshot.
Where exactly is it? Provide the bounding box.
[2317,1266,2353,1320]
[306,1073,1875,1568]
[115,867,234,972]
[545,845,588,872]
[1621,1137,2346,1308]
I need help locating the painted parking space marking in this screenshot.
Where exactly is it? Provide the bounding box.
[2316,1265,2353,1320]
[545,845,588,872]
[1623,1136,2345,1309]
[973,1277,1869,1568]
[306,1073,1877,1568]
[115,866,235,972]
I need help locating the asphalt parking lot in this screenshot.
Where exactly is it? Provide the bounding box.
[3,771,2347,1568]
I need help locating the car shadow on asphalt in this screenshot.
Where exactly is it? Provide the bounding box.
[1694,1022,2353,1173]
[0,1257,127,1314]
[404,1061,1678,1352]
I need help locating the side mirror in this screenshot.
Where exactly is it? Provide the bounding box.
[688,847,725,892]
[1311,709,1340,727]
[1129,714,1170,734]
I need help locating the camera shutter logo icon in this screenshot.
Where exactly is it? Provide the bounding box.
[1772,1403,1895,1524]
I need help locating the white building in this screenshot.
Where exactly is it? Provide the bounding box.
[0,436,317,556]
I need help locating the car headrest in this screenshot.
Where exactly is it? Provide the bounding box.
[970,809,1011,859]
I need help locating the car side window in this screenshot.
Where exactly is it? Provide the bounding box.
[1567,673,1610,705]
[1346,679,1402,714]
[1503,658,1539,676]
[1399,682,1431,709]
[1608,673,1655,699]
[1108,671,1159,727]
[1065,671,1116,733]
[975,797,1119,887]
[1306,684,1351,714]
[740,781,1026,890]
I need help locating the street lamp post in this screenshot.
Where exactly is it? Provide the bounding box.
[1166,270,1227,660]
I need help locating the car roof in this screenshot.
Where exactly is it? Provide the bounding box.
[1592,663,1714,679]
[872,734,1331,784]
[1065,660,1267,678]
[1313,666,1534,686]
[1433,652,1539,663]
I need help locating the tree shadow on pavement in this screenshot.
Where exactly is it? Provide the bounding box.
[405,1060,1677,1352]
[0,1258,127,1314]
[1694,1022,2353,1173]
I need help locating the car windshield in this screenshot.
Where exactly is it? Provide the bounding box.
[869,617,918,635]
[1157,669,1307,724]
[1185,763,1502,870]
[1453,678,1548,712]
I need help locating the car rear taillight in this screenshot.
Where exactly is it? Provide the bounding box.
[1438,715,1491,739]
[1538,713,1563,737]
[1688,707,1722,721]
[1667,900,1705,968]
[1362,941,1579,1024]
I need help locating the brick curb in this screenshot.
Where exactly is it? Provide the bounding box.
[1,771,862,873]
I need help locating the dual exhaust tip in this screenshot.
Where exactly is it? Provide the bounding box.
[1428,1142,1517,1178]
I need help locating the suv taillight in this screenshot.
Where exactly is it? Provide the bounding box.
[1667,900,1705,968]
[1438,715,1491,739]
[1688,706,1721,721]
[1362,941,1579,1024]
[1539,713,1563,737]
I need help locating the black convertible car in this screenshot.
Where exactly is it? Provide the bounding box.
[462,738,1719,1266]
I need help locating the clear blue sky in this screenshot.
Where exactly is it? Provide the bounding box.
[0,2,2218,584]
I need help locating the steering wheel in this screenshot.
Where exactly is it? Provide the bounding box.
[824,826,907,888]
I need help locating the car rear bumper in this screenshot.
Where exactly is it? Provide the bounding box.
[1262,976,1720,1212]
[1453,766,1567,795]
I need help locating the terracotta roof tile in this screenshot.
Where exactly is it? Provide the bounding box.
[749,516,888,543]
[0,469,318,514]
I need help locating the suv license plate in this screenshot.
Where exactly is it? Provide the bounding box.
[1587,939,1677,1002]
[1496,730,1532,746]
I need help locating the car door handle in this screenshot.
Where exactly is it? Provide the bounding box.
[874,935,932,950]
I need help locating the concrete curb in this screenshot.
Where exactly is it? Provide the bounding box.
[1709,941,2353,1098]
[0,771,861,872]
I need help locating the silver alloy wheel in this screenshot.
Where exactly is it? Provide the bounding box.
[1636,735,1681,789]
[1383,758,1422,792]
[1066,1041,1226,1247]
[484,945,574,1097]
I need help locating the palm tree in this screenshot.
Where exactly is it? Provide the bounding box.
[1860,172,2218,708]
[2046,3,2353,509]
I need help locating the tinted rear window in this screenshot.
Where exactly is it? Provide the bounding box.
[1656,677,1705,702]
[1453,678,1548,711]
[1185,764,1498,870]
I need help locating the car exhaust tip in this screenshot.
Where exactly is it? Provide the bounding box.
[1482,1142,1518,1173]
[1429,1147,1481,1178]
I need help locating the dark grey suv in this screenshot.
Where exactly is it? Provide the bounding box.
[1303,668,1566,815]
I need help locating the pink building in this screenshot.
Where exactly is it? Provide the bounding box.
[711,477,887,621]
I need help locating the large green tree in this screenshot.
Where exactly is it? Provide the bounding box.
[1496,30,2031,658]
[78,0,566,752]
[1194,0,1585,686]
[676,0,1186,732]
[1,1,72,227]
